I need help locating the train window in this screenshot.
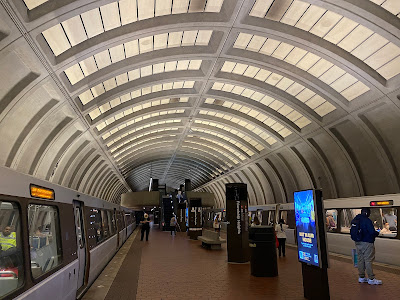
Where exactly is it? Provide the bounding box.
[108,211,116,236]
[341,208,397,238]
[325,209,338,232]
[373,208,397,238]
[0,201,23,298]
[101,210,109,239]
[28,204,62,279]
[92,209,103,244]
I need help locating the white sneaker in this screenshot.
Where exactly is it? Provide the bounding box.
[368,278,382,285]
[358,277,368,283]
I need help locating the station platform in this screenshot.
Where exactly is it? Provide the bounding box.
[83,226,400,300]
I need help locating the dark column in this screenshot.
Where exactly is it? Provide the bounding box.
[152,179,159,191]
[226,183,250,263]
[185,179,192,191]
[177,202,187,232]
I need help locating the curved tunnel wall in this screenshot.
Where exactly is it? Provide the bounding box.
[0,0,399,205]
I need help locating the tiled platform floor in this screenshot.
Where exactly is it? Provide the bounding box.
[86,226,400,300]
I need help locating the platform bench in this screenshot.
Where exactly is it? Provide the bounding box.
[198,229,226,250]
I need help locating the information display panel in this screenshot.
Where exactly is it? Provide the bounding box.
[294,189,321,267]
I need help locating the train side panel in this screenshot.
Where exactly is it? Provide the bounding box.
[14,261,79,300]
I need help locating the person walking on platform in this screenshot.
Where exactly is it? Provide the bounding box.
[170,215,177,236]
[213,215,221,233]
[140,214,151,241]
[351,208,382,285]
[275,219,288,257]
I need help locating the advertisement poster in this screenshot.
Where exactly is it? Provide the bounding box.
[294,190,320,267]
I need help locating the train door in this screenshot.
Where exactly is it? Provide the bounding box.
[73,201,87,291]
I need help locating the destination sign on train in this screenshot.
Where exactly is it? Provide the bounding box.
[30,184,55,200]
[370,200,393,206]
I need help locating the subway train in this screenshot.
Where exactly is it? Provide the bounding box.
[248,194,400,267]
[0,167,137,300]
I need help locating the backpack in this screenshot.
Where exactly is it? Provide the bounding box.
[350,218,363,242]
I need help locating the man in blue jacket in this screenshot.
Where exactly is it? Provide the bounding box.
[353,208,382,285]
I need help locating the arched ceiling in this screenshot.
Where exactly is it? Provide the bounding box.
[0,0,400,204]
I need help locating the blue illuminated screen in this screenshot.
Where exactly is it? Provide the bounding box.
[294,190,320,267]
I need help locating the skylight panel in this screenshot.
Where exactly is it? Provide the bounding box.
[77,57,96,78]
[116,73,129,85]
[324,17,358,45]
[123,40,138,57]
[235,34,371,100]
[61,16,87,47]
[182,31,198,46]
[139,36,154,53]
[165,61,177,72]
[168,31,183,47]
[119,0,138,25]
[100,2,121,31]
[177,60,190,70]
[364,43,400,70]
[280,1,309,26]
[109,44,125,63]
[81,8,104,38]
[188,60,202,70]
[196,30,213,45]
[42,24,71,56]
[138,0,155,20]
[172,0,189,14]
[351,34,389,61]
[377,56,400,79]
[155,0,172,16]
[189,0,207,13]
[337,25,374,52]
[234,33,252,49]
[309,11,342,37]
[65,64,84,85]
[205,0,224,12]
[154,33,168,50]
[249,0,273,18]
[249,1,400,80]
[267,0,292,21]
[295,5,326,32]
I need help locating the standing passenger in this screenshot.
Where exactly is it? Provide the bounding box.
[251,216,261,227]
[275,219,288,257]
[140,214,150,241]
[170,215,177,236]
[213,215,221,233]
[351,208,382,285]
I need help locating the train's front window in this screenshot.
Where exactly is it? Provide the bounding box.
[0,201,23,298]
[341,208,397,238]
[28,204,62,279]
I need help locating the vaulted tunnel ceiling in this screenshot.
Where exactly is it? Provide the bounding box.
[0,0,400,205]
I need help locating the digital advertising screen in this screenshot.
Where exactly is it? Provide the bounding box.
[294,189,321,267]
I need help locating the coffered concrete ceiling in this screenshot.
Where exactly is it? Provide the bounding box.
[1,0,399,205]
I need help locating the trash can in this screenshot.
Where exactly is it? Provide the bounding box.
[248,226,278,277]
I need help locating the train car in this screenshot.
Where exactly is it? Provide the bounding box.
[248,194,400,267]
[0,166,136,300]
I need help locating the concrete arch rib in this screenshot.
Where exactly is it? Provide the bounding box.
[212,57,347,114]
[201,98,301,135]
[80,79,201,115]
[34,1,238,65]
[207,76,324,124]
[124,155,217,180]
[195,114,277,149]
[238,17,388,88]
[191,123,260,154]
